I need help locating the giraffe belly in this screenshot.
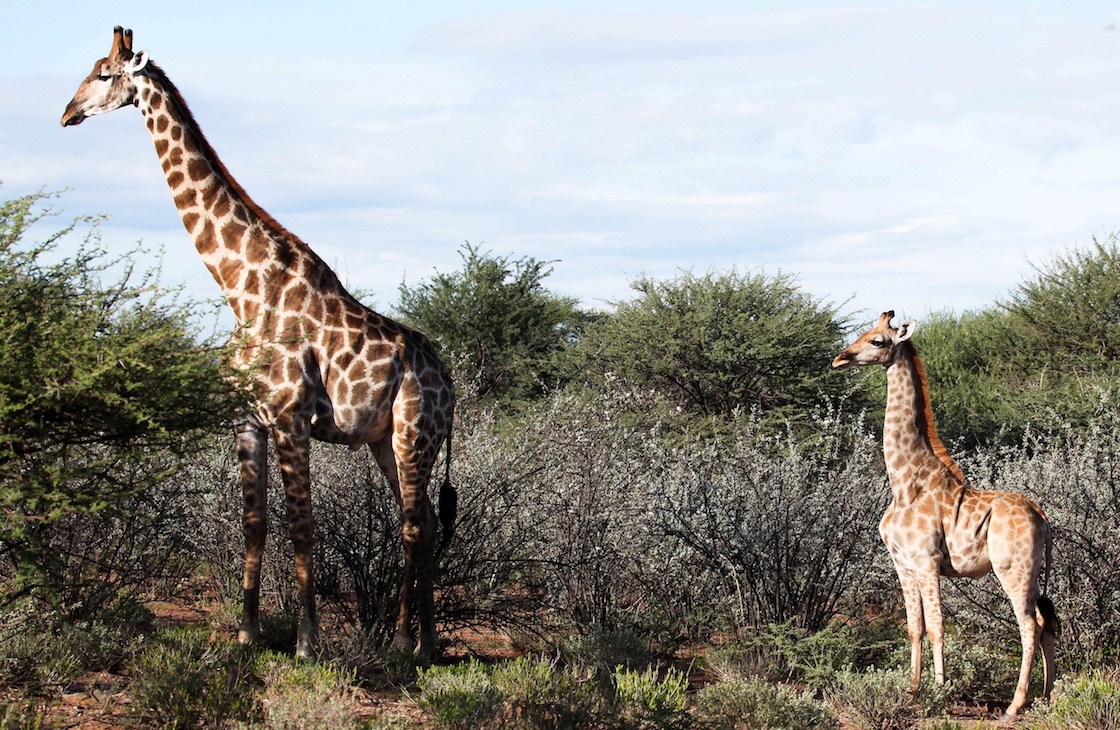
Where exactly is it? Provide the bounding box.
[309,394,392,446]
[940,543,992,578]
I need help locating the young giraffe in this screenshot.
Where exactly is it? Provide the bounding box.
[833,311,1058,719]
[61,27,456,660]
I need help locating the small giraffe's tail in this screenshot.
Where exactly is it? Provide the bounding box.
[1038,595,1060,639]
[1038,522,1060,638]
[435,427,457,560]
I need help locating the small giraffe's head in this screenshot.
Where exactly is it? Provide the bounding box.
[832,310,916,369]
[61,26,150,127]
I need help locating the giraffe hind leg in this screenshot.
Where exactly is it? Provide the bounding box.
[1038,595,1059,702]
[995,567,1044,717]
[393,465,439,660]
[370,440,413,652]
[372,439,439,658]
[1004,603,1042,718]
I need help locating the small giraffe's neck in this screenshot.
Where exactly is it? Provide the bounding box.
[884,341,965,493]
[133,63,317,326]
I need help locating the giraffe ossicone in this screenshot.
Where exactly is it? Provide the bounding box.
[63,26,456,660]
[834,310,1058,719]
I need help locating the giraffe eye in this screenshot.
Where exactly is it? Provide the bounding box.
[870,338,886,348]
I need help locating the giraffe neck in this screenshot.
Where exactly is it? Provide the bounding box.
[883,342,965,493]
[133,63,313,326]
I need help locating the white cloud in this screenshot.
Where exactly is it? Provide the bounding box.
[7,2,1120,327]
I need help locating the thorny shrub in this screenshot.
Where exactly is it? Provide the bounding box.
[695,675,839,730]
[172,379,1120,669]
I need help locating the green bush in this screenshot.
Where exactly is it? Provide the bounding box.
[0,190,243,618]
[564,268,860,437]
[560,629,658,676]
[0,699,45,730]
[710,620,897,689]
[927,632,1017,705]
[397,242,590,404]
[611,665,689,730]
[129,626,260,729]
[917,236,1120,447]
[490,657,597,728]
[0,602,149,689]
[417,657,690,730]
[827,668,948,730]
[416,659,504,729]
[696,676,838,730]
[254,656,361,729]
[1026,669,1120,730]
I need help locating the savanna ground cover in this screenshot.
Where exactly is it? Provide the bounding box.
[2,190,1119,728]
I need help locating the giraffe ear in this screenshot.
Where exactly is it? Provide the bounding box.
[895,319,917,343]
[126,50,150,74]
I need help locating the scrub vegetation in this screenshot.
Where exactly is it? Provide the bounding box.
[2,190,1118,727]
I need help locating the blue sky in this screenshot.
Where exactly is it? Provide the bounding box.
[4,1,1120,328]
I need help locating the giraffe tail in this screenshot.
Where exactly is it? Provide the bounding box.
[435,427,457,560]
[1038,522,1060,638]
[1038,595,1060,639]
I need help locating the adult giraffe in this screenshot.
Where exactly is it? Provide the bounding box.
[833,311,1058,720]
[62,27,456,660]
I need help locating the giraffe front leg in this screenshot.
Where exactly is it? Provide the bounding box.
[273,428,318,660]
[917,571,946,687]
[897,576,926,693]
[235,422,268,647]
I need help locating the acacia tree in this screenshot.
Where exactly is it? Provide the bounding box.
[0,190,243,617]
[396,243,592,405]
[566,269,860,435]
[915,236,1120,447]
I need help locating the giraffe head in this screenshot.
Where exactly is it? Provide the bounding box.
[832,310,916,369]
[61,26,150,127]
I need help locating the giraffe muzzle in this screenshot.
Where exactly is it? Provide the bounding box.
[61,103,87,127]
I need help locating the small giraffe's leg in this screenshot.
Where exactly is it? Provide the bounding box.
[993,520,1052,719]
[995,572,1043,718]
[897,573,926,693]
[1005,598,1041,718]
[235,420,268,647]
[1039,597,1058,702]
[273,427,318,660]
[917,572,946,687]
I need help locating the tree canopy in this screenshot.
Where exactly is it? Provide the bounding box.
[0,190,244,609]
[396,242,592,404]
[564,269,858,434]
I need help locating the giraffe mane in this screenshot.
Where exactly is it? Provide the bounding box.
[904,342,966,483]
[145,61,327,266]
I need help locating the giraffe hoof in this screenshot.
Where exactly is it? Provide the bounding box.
[236,625,259,646]
[392,632,415,655]
[417,637,440,664]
